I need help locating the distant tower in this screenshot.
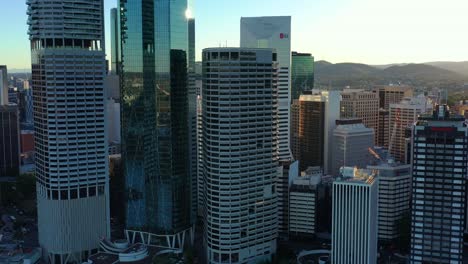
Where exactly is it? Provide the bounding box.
[340,89,379,144]
[27,0,109,262]
[389,96,431,162]
[291,52,314,101]
[202,48,279,263]
[331,119,374,176]
[241,16,292,160]
[409,105,467,263]
[0,66,7,106]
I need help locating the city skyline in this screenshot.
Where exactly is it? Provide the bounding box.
[2,0,468,70]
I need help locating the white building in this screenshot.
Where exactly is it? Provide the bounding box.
[27,0,109,263]
[289,173,321,238]
[331,120,374,176]
[368,161,411,241]
[202,48,279,264]
[240,16,292,160]
[332,167,378,264]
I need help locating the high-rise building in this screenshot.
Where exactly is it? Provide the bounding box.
[110,8,121,75]
[340,89,379,143]
[187,17,197,223]
[289,171,321,238]
[277,159,299,239]
[241,16,292,160]
[331,119,374,176]
[374,85,413,109]
[291,52,314,101]
[120,0,191,234]
[389,96,431,162]
[409,105,467,263]
[332,167,378,264]
[377,109,389,147]
[0,66,7,106]
[291,99,300,160]
[27,0,109,262]
[0,105,20,178]
[296,94,325,171]
[202,48,279,264]
[367,161,411,241]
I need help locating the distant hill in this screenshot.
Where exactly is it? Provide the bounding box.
[424,61,468,77]
[315,61,466,87]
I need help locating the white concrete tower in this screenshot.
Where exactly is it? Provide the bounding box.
[27,0,109,263]
[332,167,378,264]
[202,48,279,264]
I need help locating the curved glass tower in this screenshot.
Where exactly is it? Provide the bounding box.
[27,0,109,263]
[120,0,191,234]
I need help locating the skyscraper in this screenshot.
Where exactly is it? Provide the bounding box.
[241,16,292,160]
[0,66,7,106]
[409,105,467,263]
[367,161,411,241]
[291,52,314,102]
[27,0,109,262]
[110,8,121,75]
[0,105,20,178]
[340,89,379,144]
[120,0,191,234]
[331,119,374,176]
[389,96,431,162]
[202,48,279,264]
[374,85,413,110]
[296,94,325,171]
[332,167,378,264]
[187,17,197,223]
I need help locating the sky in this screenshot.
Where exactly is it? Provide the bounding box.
[0,0,467,70]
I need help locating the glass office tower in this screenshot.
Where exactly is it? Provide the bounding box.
[120,0,191,234]
[291,52,314,102]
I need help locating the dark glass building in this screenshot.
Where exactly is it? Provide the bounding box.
[291,52,314,102]
[120,0,191,234]
[0,105,20,178]
[297,94,325,171]
[410,105,467,263]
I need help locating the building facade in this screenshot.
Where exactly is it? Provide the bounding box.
[291,52,314,102]
[120,0,191,234]
[241,16,292,160]
[374,85,413,109]
[289,174,320,238]
[332,167,378,264]
[389,96,431,162]
[202,48,279,263]
[27,0,109,262]
[377,109,389,148]
[331,120,374,176]
[409,105,467,263]
[296,94,325,171]
[368,161,411,241]
[0,66,7,106]
[110,8,121,75]
[340,89,379,144]
[0,105,20,178]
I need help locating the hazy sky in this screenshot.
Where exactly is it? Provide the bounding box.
[1,0,467,70]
